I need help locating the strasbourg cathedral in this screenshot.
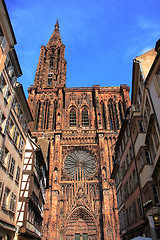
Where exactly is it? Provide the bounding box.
[27,20,130,240]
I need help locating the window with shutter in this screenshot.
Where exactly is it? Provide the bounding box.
[7,153,11,171]
[8,118,14,137]
[15,166,20,183]
[9,157,15,176]
[0,109,2,125]
[13,127,19,145]
[3,118,9,133]
[0,72,6,93]
[18,136,24,154]
[2,187,10,209]
[0,148,4,163]
[0,72,3,89]
[0,181,3,201]
[3,148,10,167]
[9,192,16,212]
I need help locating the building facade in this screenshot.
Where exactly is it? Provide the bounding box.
[16,136,48,240]
[111,114,146,239]
[27,20,130,240]
[0,0,33,239]
[131,46,160,239]
[112,40,160,240]
[143,40,160,238]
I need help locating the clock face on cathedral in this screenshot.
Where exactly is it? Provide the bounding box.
[64,150,97,180]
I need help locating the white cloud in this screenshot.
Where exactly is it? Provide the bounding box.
[139,46,153,55]
[137,17,152,29]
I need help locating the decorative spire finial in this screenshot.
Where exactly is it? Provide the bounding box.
[55,19,59,31]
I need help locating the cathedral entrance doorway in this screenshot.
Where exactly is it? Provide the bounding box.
[74,219,88,240]
[65,207,98,240]
[75,233,88,240]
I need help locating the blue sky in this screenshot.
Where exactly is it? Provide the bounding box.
[5,0,160,97]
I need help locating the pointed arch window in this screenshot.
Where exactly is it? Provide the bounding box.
[70,108,76,127]
[35,101,41,130]
[102,101,107,129]
[43,100,50,129]
[108,99,119,130]
[108,99,115,130]
[52,100,57,130]
[114,103,119,130]
[49,59,54,70]
[82,108,89,127]
[118,101,123,124]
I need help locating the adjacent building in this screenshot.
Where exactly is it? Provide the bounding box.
[16,136,49,240]
[27,20,131,240]
[143,39,160,238]
[131,46,160,239]
[0,1,33,239]
[112,40,160,240]
[111,113,146,239]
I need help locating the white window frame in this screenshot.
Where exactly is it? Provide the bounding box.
[9,192,16,212]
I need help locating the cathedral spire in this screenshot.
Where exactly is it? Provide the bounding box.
[34,20,67,88]
[47,19,62,47]
[55,19,59,30]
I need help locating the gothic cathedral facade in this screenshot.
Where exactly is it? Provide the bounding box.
[27,21,130,240]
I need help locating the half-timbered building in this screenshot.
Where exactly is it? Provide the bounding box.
[16,136,48,239]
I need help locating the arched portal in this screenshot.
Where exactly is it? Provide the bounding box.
[65,207,98,240]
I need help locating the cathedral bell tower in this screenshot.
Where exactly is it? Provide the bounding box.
[34,20,67,89]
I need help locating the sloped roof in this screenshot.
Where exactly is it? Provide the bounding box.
[37,138,49,162]
[136,49,157,79]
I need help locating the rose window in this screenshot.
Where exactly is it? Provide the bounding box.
[64,150,97,179]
